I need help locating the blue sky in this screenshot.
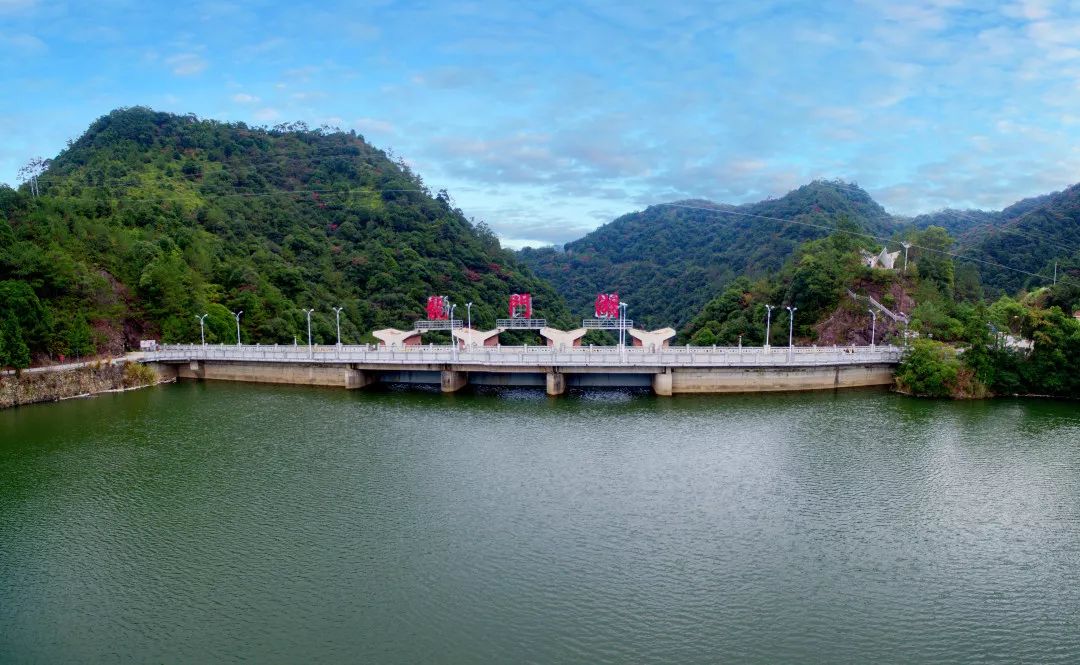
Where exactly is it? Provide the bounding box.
[2,0,1080,247]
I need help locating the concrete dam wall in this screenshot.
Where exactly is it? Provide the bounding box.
[151,358,896,396]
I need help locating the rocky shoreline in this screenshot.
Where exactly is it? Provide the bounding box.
[0,362,171,409]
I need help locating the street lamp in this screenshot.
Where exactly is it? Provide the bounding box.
[332,306,344,346]
[764,304,775,348]
[449,303,458,360]
[303,308,314,357]
[785,306,797,361]
[868,308,877,348]
[901,241,911,274]
[466,302,473,348]
[196,313,208,345]
[619,301,628,361]
[232,310,243,346]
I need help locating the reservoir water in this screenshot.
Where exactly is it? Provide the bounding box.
[2,382,1079,663]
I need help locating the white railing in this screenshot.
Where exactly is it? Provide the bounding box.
[414,320,463,330]
[144,343,903,368]
[582,319,633,329]
[495,318,547,329]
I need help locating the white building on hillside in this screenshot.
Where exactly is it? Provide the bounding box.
[861,247,901,270]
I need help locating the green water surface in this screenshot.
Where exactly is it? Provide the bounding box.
[2,382,1078,663]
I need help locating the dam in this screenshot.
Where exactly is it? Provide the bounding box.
[142,344,903,396]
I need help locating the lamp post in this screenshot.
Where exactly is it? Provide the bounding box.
[868,308,877,348]
[196,313,208,345]
[303,308,314,357]
[764,304,775,348]
[619,301,628,360]
[466,302,473,346]
[332,306,344,346]
[785,306,797,362]
[232,310,243,346]
[901,241,911,274]
[449,303,457,360]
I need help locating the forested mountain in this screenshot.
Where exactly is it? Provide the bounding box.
[0,107,570,363]
[521,180,1080,329]
[905,187,1080,297]
[956,184,1080,295]
[908,208,995,236]
[519,181,897,329]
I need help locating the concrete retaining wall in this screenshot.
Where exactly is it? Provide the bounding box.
[669,364,894,393]
[176,361,369,389]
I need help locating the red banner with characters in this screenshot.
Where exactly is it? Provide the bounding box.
[426,295,449,320]
[594,293,620,318]
[509,293,532,319]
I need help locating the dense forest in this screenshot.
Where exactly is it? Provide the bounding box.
[0,107,571,367]
[674,217,1080,398]
[678,220,974,345]
[519,181,1080,330]
[519,181,897,330]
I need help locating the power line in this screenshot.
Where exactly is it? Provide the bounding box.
[822,180,1080,256]
[656,201,1054,282]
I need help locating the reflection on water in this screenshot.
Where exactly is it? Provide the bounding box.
[2,382,1079,663]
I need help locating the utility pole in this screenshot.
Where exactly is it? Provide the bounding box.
[868,308,877,348]
[303,309,315,358]
[232,310,243,346]
[196,313,208,345]
[1054,261,1058,286]
[332,307,344,346]
[764,305,775,348]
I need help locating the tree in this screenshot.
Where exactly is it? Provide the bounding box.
[67,316,95,358]
[17,157,50,197]
[895,340,962,397]
[913,226,955,297]
[0,215,14,250]
[0,313,31,375]
[959,303,995,386]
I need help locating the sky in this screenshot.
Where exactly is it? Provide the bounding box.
[2,0,1080,247]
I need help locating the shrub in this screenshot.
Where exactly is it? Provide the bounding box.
[895,339,965,398]
[122,362,159,387]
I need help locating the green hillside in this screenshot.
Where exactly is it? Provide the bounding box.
[959,185,1080,296]
[0,107,570,365]
[519,180,897,329]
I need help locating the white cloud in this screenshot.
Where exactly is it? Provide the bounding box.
[165,53,207,76]
[1003,0,1054,20]
[254,107,281,122]
[0,32,45,53]
[0,0,36,13]
[354,117,396,135]
[232,93,260,104]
